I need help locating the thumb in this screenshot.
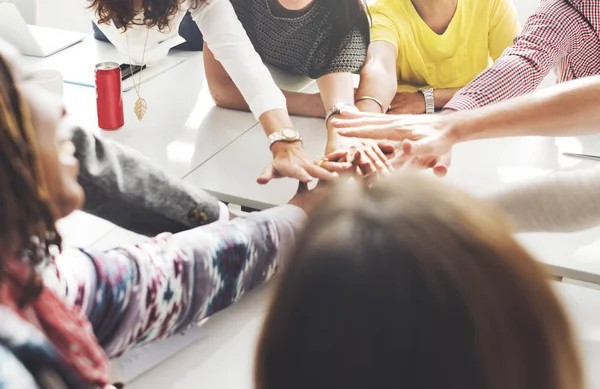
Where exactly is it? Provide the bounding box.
[257,164,275,185]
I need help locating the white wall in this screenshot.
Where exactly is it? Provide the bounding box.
[37,0,90,32]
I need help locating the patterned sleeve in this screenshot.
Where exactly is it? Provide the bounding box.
[445,0,584,111]
[44,205,306,358]
[312,26,368,78]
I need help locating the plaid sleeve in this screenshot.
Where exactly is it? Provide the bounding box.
[48,205,306,358]
[446,0,585,111]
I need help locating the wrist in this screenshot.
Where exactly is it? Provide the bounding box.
[271,140,303,156]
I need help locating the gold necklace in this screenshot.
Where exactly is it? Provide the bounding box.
[125,28,150,120]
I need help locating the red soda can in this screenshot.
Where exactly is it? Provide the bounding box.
[95,62,124,130]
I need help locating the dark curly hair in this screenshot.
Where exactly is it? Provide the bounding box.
[89,0,206,31]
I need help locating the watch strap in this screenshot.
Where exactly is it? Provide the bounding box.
[325,103,358,123]
[268,128,302,147]
[421,88,435,114]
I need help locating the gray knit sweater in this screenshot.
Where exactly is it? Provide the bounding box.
[487,167,600,233]
[229,0,368,78]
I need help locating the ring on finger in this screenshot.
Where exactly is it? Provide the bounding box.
[316,157,329,168]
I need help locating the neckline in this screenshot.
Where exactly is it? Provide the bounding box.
[264,0,319,20]
[407,0,461,37]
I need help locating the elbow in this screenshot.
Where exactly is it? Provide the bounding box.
[207,80,239,110]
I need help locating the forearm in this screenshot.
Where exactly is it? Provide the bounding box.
[449,76,600,142]
[486,167,600,233]
[317,73,356,152]
[355,69,396,113]
[433,88,461,109]
[49,205,306,358]
[355,42,398,113]
[72,127,222,236]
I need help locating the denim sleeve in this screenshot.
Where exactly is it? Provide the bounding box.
[72,127,221,236]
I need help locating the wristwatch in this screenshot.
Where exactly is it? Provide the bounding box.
[420,88,435,114]
[325,102,358,123]
[268,127,302,148]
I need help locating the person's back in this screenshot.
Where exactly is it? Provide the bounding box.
[256,173,583,389]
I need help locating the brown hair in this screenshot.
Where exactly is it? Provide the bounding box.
[90,0,205,31]
[0,49,61,305]
[256,173,583,389]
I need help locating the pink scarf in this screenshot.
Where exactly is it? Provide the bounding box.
[2,259,113,388]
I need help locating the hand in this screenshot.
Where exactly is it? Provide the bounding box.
[327,137,393,176]
[258,142,352,185]
[331,109,458,176]
[388,92,426,115]
[288,181,329,215]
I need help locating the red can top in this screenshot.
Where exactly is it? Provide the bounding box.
[95,62,120,71]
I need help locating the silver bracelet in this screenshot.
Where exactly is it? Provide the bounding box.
[355,96,388,113]
[421,88,435,114]
[325,102,358,123]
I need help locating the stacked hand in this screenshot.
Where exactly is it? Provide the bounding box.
[327,137,394,176]
[257,141,353,185]
[330,109,457,177]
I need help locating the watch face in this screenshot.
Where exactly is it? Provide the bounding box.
[282,128,299,140]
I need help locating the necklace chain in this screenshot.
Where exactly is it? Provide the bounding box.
[125,28,150,120]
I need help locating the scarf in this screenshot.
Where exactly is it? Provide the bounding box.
[2,259,112,387]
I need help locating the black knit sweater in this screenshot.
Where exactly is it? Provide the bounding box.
[229,0,368,79]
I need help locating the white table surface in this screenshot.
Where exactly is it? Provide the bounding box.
[186,120,600,282]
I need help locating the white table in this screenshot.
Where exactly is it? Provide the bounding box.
[185,119,600,283]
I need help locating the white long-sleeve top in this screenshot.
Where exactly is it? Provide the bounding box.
[92,0,287,119]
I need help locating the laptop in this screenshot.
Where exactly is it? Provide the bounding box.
[0,3,85,57]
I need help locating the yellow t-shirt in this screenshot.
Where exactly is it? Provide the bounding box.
[369,0,520,92]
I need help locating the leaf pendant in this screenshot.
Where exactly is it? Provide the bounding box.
[134,97,147,121]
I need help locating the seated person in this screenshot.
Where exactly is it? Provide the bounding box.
[88,0,349,185]
[256,172,583,389]
[0,41,318,386]
[355,0,520,115]
[92,11,204,51]
[204,0,389,172]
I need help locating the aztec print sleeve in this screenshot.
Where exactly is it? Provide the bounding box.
[44,205,306,358]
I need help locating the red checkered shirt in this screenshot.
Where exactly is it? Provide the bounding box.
[446,0,600,111]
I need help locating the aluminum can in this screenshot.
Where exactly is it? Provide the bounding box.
[95,62,124,130]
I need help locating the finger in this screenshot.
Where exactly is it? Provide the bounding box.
[282,165,314,183]
[304,163,340,181]
[256,164,275,185]
[377,142,396,155]
[337,125,413,141]
[372,143,394,170]
[338,108,390,119]
[433,152,452,177]
[330,115,397,130]
[324,149,349,162]
[363,146,390,174]
[321,161,354,173]
[356,151,377,176]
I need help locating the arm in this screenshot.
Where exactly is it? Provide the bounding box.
[317,72,355,152]
[48,205,307,358]
[355,41,398,113]
[193,0,337,183]
[487,167,600,233]
[446,0,583,111]
[72,127,227,236]
[202,43,325,118]
[388,87,461,114]
[449,75,600,142]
